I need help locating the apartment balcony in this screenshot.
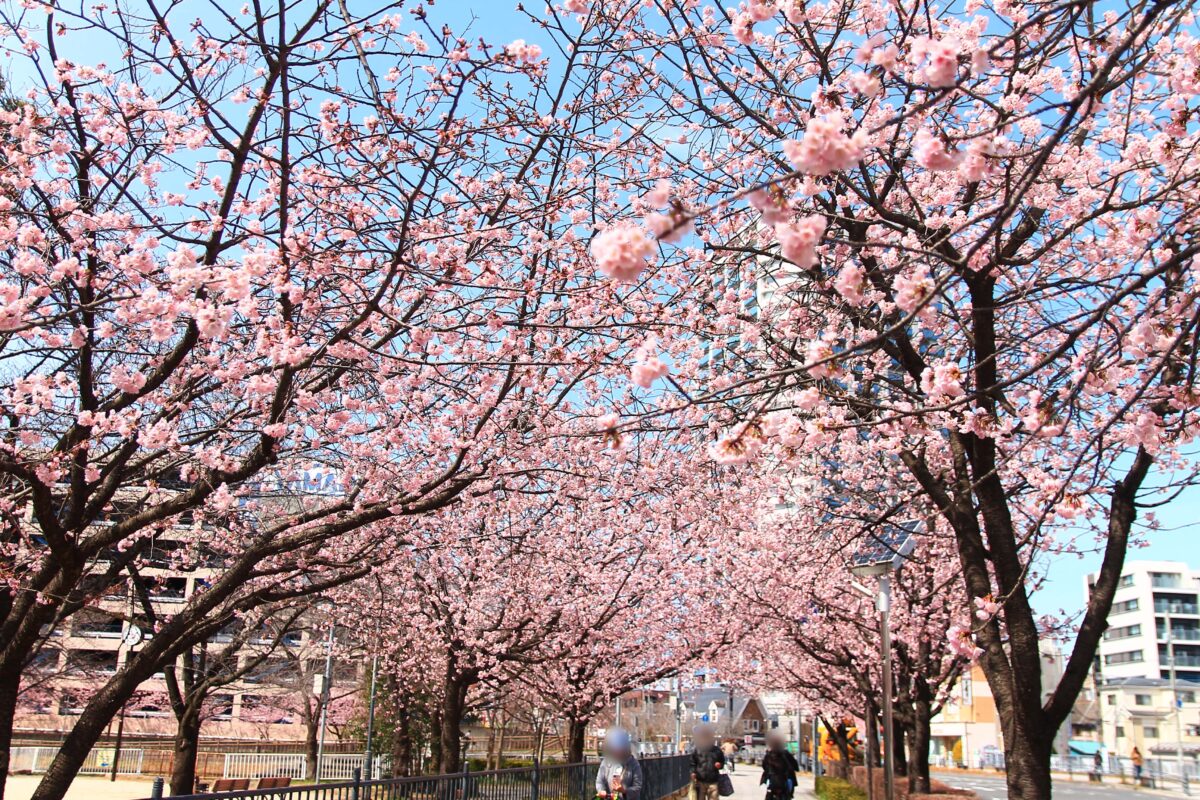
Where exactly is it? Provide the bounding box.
[1164,655,1200,668]
[1152,575,1185,589]
[1157,628,1200,641]
[1154,600,1200,615]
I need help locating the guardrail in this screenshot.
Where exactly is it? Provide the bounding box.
[149,754,692,800]
[10,746,145,776]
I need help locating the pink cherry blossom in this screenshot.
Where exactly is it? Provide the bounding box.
[590,223,657,281]
[782,114,870,176]
[911,35,961,88]
[774,214,826,269]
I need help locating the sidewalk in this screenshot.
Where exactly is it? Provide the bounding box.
[725,765,818,800]
[4,775,158,800]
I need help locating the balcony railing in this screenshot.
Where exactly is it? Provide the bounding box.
[1154,601,1199,615]
[1157,628,1200,640]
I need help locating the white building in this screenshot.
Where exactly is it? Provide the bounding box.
[1090,561,1200,684]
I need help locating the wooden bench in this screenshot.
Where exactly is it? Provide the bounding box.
[255,777,293,789]
[210,778,251,791]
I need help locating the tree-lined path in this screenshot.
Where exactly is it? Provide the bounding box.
[2,1,1198,800]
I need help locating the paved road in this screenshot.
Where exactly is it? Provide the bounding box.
[935,772,1188,800]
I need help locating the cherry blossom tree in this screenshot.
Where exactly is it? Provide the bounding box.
[0,2,700,798]
[355,444,748,773]
[562,0,1200,796]
[723,501,966,793]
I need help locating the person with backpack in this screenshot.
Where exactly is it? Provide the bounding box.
[597,728,643,800]
[760,732,800,800]
[689,724,726,800]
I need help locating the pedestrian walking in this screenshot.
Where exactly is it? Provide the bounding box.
[597,729,643,800]
[760,732,800,800]
[722,739,738,773]
[1132,746,1144,784]
[689,724,726,800]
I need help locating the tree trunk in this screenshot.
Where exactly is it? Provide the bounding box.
[28,667,150,800]
[170,707,204,796]
[392,697,413,777]
[908,678,932,794]
[439,671,471,774]
[1002,734,1052,800]
[0,670,19,800]
[305,709,320,782]
[892,724,907,778]
[567,717,588,763]
[496,713,507,768]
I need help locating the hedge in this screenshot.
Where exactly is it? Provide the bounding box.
[814,776,867,800]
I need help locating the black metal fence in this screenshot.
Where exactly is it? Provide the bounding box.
[150,754,691,800]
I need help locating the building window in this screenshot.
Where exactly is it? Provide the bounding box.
[1152,573,1183,589]
[72,613,123,639]
[67,649,119,675]
[1106,695,1117,706]
[1119,574,1135,587]
[1181,691,1197,704]
[1135,694,1152,706]
[1105,650,1145,666]
[1105,624,1142,640]
[1112,599,1140,615]
[1116,726,1125,738]
[1144,726,1159,738]
[211,694,235,720]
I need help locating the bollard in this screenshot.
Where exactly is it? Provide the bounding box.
[150,777,164,799]
[352,767,361,800]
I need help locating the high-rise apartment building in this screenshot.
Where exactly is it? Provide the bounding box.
[1090,560,1200,684]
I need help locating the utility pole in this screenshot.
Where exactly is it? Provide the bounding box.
[879,574,895,800]
[315,624,335,783]
[1167,612,1189,793]
[728,685,735,741]
[674,676,683,753]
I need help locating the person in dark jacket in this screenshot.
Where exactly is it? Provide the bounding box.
[689,724,725,800]
[760,732,800,800]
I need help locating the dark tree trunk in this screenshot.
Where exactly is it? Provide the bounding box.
[567,717,588,763]
[28,665,151,800]
[908,677,932,794]
[391,696,413,777]
[0,670,19,800]
[1002,733,1052,800]
[170,707,203,796]
[305,708,320,782]
[892,724,907,777]
[439,668,473,774]
[430,707,444,773]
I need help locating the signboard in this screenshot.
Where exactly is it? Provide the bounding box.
[121,625,144,647]
[743,735,753,745]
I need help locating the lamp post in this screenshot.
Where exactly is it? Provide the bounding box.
[849,526,917,800]
[315,623,336,783]
[1166,612,1190,794]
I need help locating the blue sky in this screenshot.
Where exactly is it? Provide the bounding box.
[1033,482,1200,622]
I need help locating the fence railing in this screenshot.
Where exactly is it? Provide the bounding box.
[10,746,145,776]
[153,754,692,800]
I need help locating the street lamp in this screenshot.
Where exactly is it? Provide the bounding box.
[849,524,918,800]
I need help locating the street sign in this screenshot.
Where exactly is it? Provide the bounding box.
[743,735,752,745]
[121,625,143,647]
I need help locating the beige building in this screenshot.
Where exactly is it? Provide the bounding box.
[1098,677,1200,768]
[929,664,1002,768]
[16,472,359,746]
